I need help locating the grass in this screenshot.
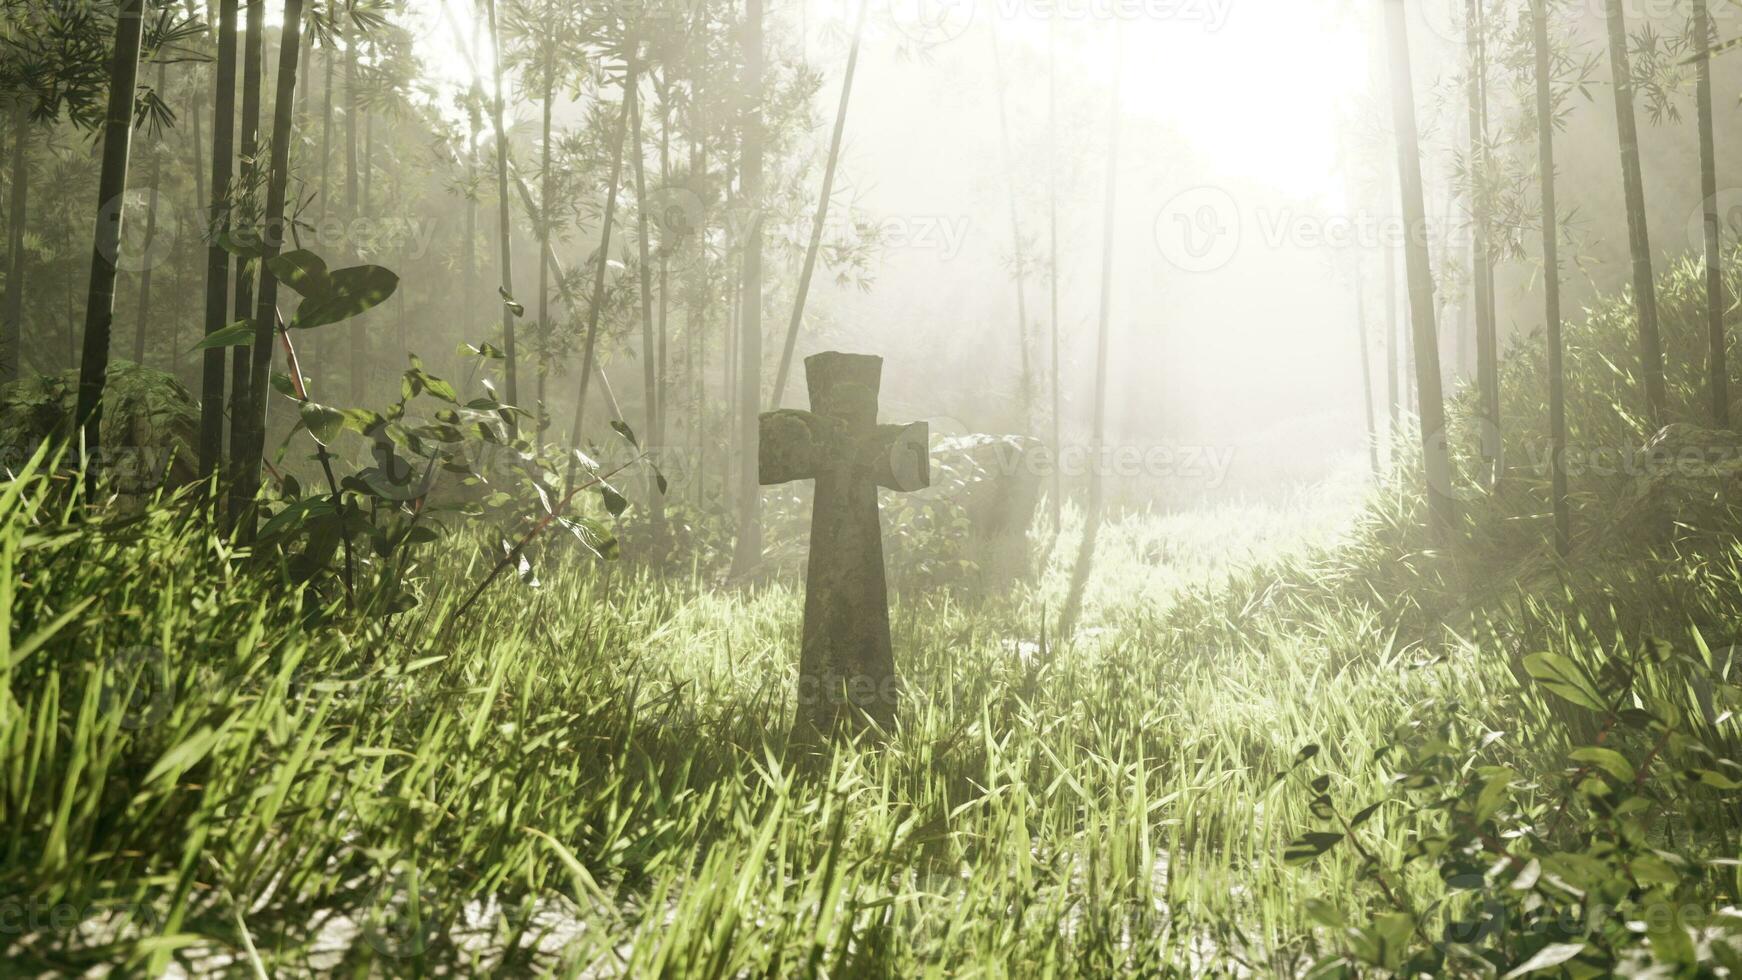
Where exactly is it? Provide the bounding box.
[0,442,1678,977]
[10,253,1742,975]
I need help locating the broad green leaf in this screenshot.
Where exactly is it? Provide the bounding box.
[191,319,255,351]
[611,420,639,447]
[290,265,400,330]
[1502,942,1587,978]
[460,341,506,359]
[499,286,525,317]
[300,401,347,446]
[259,497,336,539]
[268,249,332,297]
[1685,768,1742,789]
[1283,831,1342,865]
[270,372,302,399]
[1522,652,1605,712]
[600,485,629,518]
[1570,747,1635,783]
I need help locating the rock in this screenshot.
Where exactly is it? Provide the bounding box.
[888,433,1043,587]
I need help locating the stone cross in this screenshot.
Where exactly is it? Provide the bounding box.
[760,352,929,743]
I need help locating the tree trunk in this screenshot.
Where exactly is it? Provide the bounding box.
[1383,0,1455,541]
[1533,0,1570,556]
[344,18,362,405]
[464,93,479,368]
[990,16,1032,431]
[564,61,636,489]
[1604,0,1665,426]
[232,0,304,536]
[198,0,239,474]
[629,76,666,543]
[537,68,553,434]
[1047,15,1062,527]
[1088,43,1121,531]
[75,0,149,493]
[1355,257,1378,477]
[485,0,518,412]
[189,85,205,221]
[229,0,263,464]
[1385,225,1399,436]
[1466,0,1499,481]
[1696,0,1727,427]
[730,0,765,578]
[656,99,669,456]
[3,103,29,383]
[132,63,169,367]
[769,0,869,410]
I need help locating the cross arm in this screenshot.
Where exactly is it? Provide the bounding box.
[873,422,930,492]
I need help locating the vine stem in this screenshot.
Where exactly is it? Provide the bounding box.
[445,454,645,628]
[275,310,355,612]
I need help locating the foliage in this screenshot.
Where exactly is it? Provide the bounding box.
[0,359,197,496]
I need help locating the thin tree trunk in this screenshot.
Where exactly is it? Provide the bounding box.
[1385,224,1399,434]
[233,0,305,537]
[3,104,29,383]
[485,0,518,412]
[1696,0,1727,427]
[319,36,334,229]
[990,15,1032,430]
[464,93,479,363]
[1533,0,1570,555]
[730,0,765,577]
[1384,0,1455,541]
[629,76,665,543]
[564,61,636,490]
[1467,0,1498,480]
[657,99,669,456]
[537,67,553,433]
[768,0,869,409]
[189,86,205,220]
[132,63,168,367]
[1355,257,1378,477]
[1088,44,1121,531]
[1047,15,1062,526]
[229,0,263,462]
[1604,0,1665,426]
[75,0,148,492]
[198,0,238,473]
[344,17,362,405]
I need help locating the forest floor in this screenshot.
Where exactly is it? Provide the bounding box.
[10,448,1737,976]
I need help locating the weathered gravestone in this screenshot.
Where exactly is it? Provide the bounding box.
[760,352,929,743]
